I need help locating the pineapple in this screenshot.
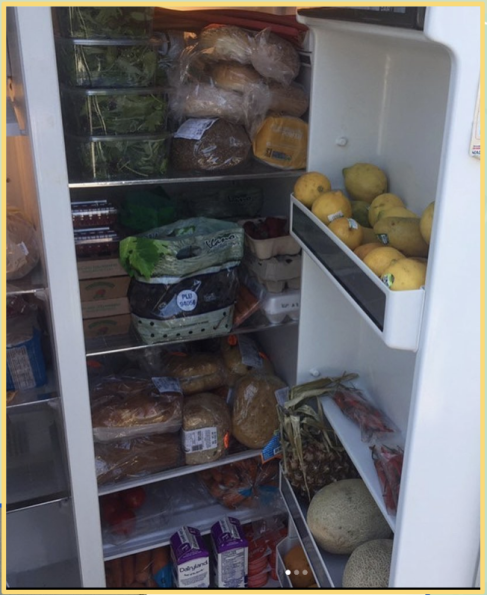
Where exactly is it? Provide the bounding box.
[278,374,360,502]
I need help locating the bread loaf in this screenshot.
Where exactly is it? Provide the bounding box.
[180,83,248,123]
[199,25,253,64]
[161,352,228,395]
[94,434,183,484]
[90,376,182,441]
[268,82,309,118]
[183,393,232,465]
[232,374,286,448]
[211,62,264,93]
[251,30,301,86]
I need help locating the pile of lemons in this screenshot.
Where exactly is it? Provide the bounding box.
[293,163,434,291]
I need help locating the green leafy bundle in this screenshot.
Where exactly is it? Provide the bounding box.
[55,7,154,39]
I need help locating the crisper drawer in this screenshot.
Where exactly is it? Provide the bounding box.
[6,401,70,510]
[6,498,81,589]
[291,197,425,351]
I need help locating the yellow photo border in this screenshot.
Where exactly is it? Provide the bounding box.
[1,1,484,594]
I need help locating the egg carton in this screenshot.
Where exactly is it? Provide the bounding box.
[239,218,301,259]
[253,274,301,293]
[244,251,302,282]
[261,289,300,324]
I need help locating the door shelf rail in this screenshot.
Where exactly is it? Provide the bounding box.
[290,196,425,351]
[98,448,262,497]
[319,396,398,532]
[103,474,287,561]
[279,471,348,588]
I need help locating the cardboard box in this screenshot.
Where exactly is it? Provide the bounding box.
[77,257,126,280]
[81,297,130,320]
[83,314,131,338]
[79,276,130,301]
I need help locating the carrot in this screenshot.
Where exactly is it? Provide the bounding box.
[134,550,152,583]
[151,546,169,575]
[121,554,135,587]
[109,557,123,589]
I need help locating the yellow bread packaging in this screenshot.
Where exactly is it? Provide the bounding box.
[252,116,308,170]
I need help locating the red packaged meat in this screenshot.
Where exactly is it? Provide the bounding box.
[333,388,394,442]
[371,443,404,514]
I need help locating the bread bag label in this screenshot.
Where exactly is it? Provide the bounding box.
[182,427,218,453]
[174,118,217,141]
[238,335,263,369]
[152,376,183,394]
[274,387,289,405]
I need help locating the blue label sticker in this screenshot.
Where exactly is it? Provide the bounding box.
[154,563,173,588]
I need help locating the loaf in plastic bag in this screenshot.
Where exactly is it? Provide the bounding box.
[232,374,287,449]
[252,116,308,170]
[90,376,183,442]
[268,82,309,118]
[199,457,279,509]
[198,25,253,64]
[7,209,40,281]
[221,335,274,385]
[94,433,183,485]
[171,118,252,173]
[250,29,301,86]
[183,392,232,465]
[120,217,244,280]
[160,352,229,396]
[211,62,264,94]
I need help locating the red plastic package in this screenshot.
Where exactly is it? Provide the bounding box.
[333,388,394,442]
[371,443,404,514]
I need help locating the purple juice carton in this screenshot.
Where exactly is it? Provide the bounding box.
[210,517,249,588]
[170,526,210,588]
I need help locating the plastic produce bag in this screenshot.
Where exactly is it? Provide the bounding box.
[183,392,232,465]
[171,119,252,173]
[371,443,404,514]
[119,217,244,280]
[250,28,301,86]
[333,388,395,442]
[7,209,40,281]
[94,434,183,485]
[90,375,183,442]
[199,458,279,510]
[160,352,229,396]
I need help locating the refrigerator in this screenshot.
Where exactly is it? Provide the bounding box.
[3,5,481,590]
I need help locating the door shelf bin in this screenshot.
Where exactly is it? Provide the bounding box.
[290,196,425,351]
[279,471,348,587]
[319,396,397,532]
[276,536,301,587]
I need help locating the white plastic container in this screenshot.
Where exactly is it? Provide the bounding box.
[239,218,301,259]
[261,289,300,324]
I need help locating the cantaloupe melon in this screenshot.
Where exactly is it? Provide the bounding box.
[306,479,391,554]
[342,539,393,588]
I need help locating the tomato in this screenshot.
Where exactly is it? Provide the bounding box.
[109,509,136,537]
[100,494,123,523]
[120,486,146,510]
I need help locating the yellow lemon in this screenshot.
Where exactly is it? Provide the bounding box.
[381,258,427,291]
[363,246,406,276]
[343,163,388,203]
[368,193,405,226]
[311,190,352,225]
[328,218,364,251]
[293,171,332,208]
[420,201,434,244]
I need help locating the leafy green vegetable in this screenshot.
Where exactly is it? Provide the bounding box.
[67,135,169,181]
[54,7,154,39]
[61,89,168,135]
[56,40,163,87]
[120,236,170,279]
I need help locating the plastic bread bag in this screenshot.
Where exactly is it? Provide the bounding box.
[332,387,395,442]
[119,216,244,280]
[220,334,274,385]
[252,115,308,170]
[171,118,252,173]
[182,392,232,465]
[370,441,404,514]
[94,433,183,485]
[232,373,287,449]
[268,81,309,118]
[198,25,253,64]
[250,28,301,86]
[90,375,183,442]
[160,352,229,396]
[7,209,40,281]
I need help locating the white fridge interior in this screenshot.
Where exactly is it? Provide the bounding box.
[4,5,481,590]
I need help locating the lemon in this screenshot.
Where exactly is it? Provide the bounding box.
[354,242,383,261]
[361,226,378,244]
[368,193,405,226]
[363,246,405,276]
[350,200,371,228]
[293,171,332,208]
[311,190,352,225]
[328,218,364,251]
[381,258,427,291]
[420,201,434,244]
[376,206,419,221]
[343,163,388,204]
